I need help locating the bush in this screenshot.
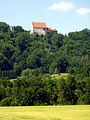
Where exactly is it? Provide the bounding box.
[0,97,12,106]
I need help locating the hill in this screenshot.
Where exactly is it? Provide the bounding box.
[0,22,90,106]
[0,22,90,78]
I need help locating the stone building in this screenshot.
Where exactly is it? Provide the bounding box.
[30,22,57,35]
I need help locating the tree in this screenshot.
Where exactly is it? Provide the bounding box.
[76,77,90,104]
[12,26,24,33]
[0,86,6,101]
[27,54,41,69]
[0,22,10,33]
[57,75,77,105]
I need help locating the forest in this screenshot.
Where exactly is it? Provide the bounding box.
[0,22,90,106]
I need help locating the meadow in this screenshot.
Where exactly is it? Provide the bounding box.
[0,105,90,120]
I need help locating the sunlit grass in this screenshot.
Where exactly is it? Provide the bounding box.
[52,73,69,80]
[0,105,90,120]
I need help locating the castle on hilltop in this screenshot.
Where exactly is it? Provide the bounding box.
[30,22,57,35]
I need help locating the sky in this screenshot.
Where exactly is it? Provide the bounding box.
[0,0,90,34]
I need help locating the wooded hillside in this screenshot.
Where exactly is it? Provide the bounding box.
[0,22,90,106]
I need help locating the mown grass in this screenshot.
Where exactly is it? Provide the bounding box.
[0,105,90,120]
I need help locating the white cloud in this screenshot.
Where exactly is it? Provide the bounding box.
[77,8,90,15]
[48,1,74,12]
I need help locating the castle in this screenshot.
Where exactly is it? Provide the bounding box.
[30,22,57,35]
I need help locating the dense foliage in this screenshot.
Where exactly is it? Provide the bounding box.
[0,22,90,106]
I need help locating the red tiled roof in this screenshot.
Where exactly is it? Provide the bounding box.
[53,29,57,31]
[32,22,46,28]
[47,28,57,32]
[48,28,52,31]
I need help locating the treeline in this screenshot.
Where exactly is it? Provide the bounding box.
[0,22,90,105]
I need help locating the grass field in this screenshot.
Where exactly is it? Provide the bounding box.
[0,105,90,120]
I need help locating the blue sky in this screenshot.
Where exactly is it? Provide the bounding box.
[0,0,90,34]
